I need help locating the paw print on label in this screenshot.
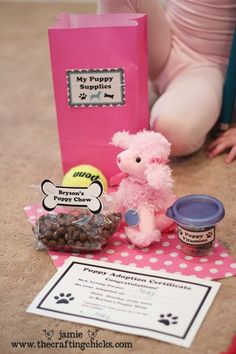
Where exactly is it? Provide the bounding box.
[158,313,178,326]
[206,231,213,239]
[54,293,75,304]
[79,93,87,100]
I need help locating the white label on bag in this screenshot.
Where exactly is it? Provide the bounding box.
[66,68,125,107]
[177,225,215,245]
[41,179,103,214]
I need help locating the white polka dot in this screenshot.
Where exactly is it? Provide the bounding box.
[225,272,233,277]
[164,260,173,266]
[185,256,193,260]
[141,247,150,252]
[200,258,208,262]
[214,260,223,265]
[114,260,122,264]
[149,258,158,263]
[158,268,167,272]
[162,242,170,247]
[113,241,121,246]
[176,244,181,250]
[121,252,129,257]
[24,206,32,211]
[230,263,236,269]
[144,266,151,270]
[51,255,59,260]
[120,234,127,239]
[100,257,108,261]
[194,266,203,272]
[155,250,164,255]
[29,215,36,220]
[106,249,115,254]
[170,252,179,257]
[86,254,94,259]
[214,242,219,248]
[135,255,143,260]
[129,263,137,267]
[174,272,182,275]
[168,234,176,239]
[179,263,188,269]
[220,253,228,258]
[209,268,218,273]
[37,208,44,214]
[127,244,135,249]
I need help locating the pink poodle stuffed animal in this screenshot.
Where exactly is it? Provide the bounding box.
[111,130,176,248]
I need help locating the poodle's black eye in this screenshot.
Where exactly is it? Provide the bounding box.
[136,157,141,163]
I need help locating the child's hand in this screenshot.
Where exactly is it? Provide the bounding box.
[207,127,236,163]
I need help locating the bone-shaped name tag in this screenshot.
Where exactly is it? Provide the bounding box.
[41,179,103,214]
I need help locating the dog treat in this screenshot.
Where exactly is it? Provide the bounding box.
[33,211,121,252]
[166,195,225,256]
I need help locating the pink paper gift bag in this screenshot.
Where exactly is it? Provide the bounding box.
[48,13,149,180]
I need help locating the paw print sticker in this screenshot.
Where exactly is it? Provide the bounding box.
[158,313,178,326]
[54,293,75,304]
[79,93,87,100]
[206,231,213,239]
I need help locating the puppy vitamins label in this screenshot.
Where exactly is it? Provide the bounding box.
[66,68,125,107]
[177,225,215,245]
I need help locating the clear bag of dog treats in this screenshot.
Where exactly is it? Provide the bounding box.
[31,207,121,252]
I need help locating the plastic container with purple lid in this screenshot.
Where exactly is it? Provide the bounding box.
[166,194,225,256]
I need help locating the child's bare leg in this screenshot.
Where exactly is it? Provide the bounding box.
[151,66,224,156]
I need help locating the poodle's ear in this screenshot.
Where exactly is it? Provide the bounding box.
[145,164,173,191]
[110,131,133,149]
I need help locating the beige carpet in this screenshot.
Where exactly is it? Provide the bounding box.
[0,2,235,354]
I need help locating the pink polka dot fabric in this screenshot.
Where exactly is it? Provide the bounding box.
[24,205,236,280]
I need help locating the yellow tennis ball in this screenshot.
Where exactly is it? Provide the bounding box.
[62,164,108,192]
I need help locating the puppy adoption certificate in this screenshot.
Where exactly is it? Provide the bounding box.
[27,257,220,348]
